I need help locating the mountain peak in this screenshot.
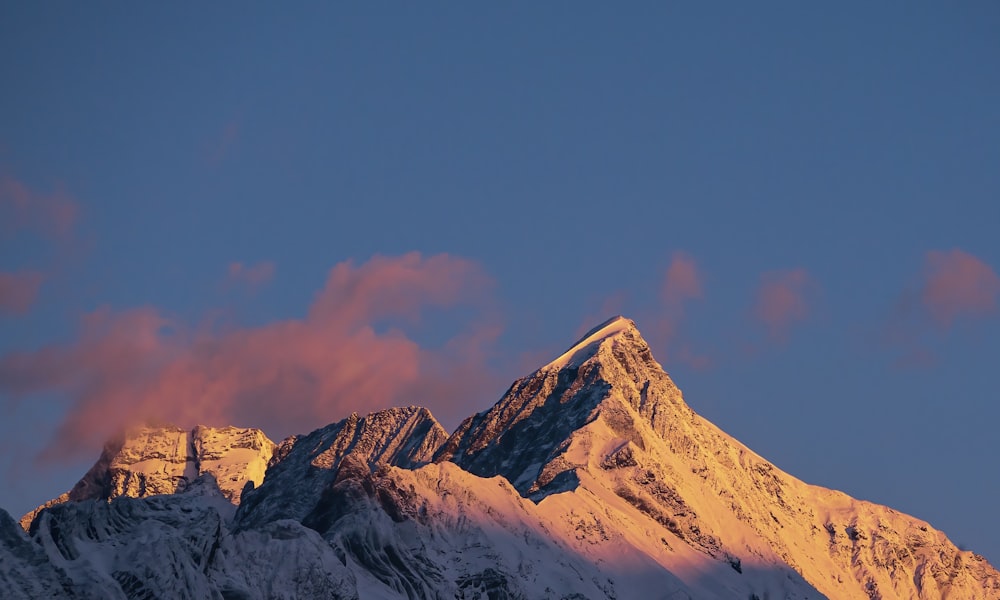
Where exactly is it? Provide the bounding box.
[438,316,686,497]
[544,315,642,371]
[20,424,275,530]
[576,314,637,341]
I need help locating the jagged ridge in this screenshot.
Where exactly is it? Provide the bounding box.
[236,405,448,529]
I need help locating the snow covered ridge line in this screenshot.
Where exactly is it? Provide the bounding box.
[7,315,1000,599]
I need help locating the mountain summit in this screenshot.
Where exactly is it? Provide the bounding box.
[436,315,688,497]
[5,317,999,599]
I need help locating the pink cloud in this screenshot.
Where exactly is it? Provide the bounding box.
[661,251,703,314]
[0,175,78,240]
[753,268,813,341]
[0,253,500,462]
[227,261,276,288]
[0,172,82,312]
[642,252,712,369]
[881,250,999,369]
[0,271,44,315]
[921,249,999,327]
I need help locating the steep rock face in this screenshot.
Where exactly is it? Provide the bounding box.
[441,316,1000,600]
[191,425,275,501]
[20,425,275,530]
[236,406,448,528]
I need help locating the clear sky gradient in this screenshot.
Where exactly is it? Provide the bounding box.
[2,3,999,563]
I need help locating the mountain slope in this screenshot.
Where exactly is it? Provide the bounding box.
[0,508,81,600]
[441,316,1000,599]
[18,475,359,600]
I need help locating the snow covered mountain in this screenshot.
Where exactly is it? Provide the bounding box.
[440,316,1000,598]
[4,316,999,599]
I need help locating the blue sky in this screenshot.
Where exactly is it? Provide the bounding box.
[2,3,999,562]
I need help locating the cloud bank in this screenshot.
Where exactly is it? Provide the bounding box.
[0,253,501,461]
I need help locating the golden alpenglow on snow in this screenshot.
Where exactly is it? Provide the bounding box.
[5,318,997,599]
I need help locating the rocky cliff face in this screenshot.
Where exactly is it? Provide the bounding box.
[4,317,999,599]
[20,425,275,530]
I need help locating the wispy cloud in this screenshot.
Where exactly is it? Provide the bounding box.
[661,251,703,316]
[652,252,710,369]
[227,261,276,289]
[753,268,814,341]
[0,171,82,317]
[0,253,501,462]
[920,249,999,328]
[0,174,78,241]
[0,271,45,315]
[882,249,999,369]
